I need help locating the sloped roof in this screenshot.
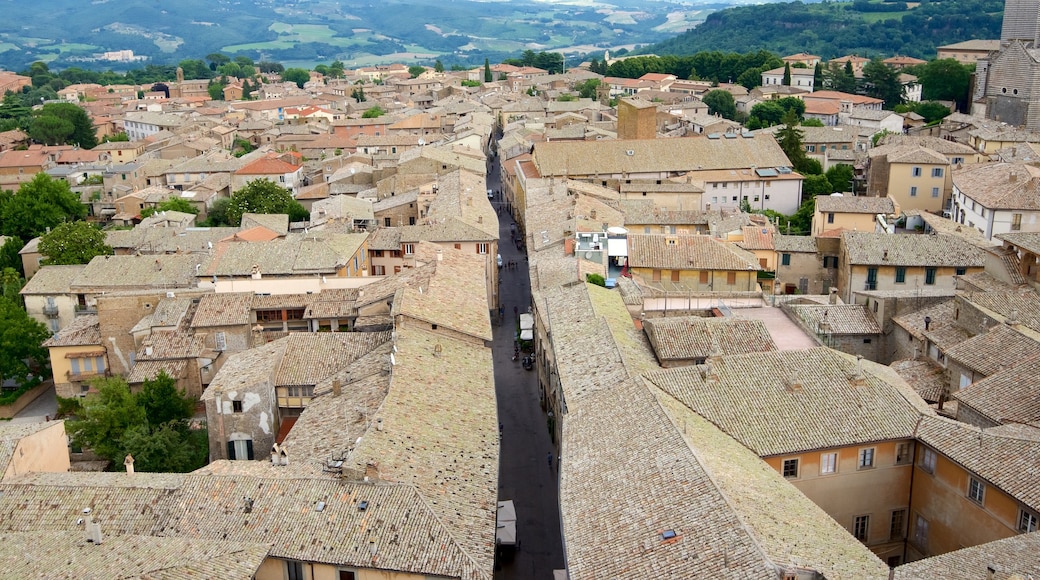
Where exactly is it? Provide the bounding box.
[532,134,792,177]
[643,316,776,362]
[628,234,761,271]
[842,232,985,267]
[643,348,923,456]
[954,355,1040,425]
[944,323,1040,376]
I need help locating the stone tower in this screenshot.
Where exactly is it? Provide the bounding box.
[617,97,657,140]
[1000,0,1040,46]
[176,66,184,83]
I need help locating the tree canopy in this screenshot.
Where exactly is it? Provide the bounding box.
[282,68,311,89]
[38,221,112,266]
[861,58,904,108]
[226,179,308,226]
[29,102,97,148]
[0,173,87,240]
[140,197,199,219]
[0,296,49,387]
[65,372,208,473]
[702,89,737,120]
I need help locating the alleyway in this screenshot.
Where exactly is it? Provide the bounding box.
[489,161,566,578]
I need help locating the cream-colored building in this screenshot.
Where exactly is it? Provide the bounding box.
[813,194,897,236]
[42,314,108,399]
[0,421,70,481]
[837,231,986,302]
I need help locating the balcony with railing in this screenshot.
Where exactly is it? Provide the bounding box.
[43,304,59,317]
[864,281,878,291]
[74,304,97,316]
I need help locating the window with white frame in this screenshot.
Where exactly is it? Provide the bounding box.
[821,452,837,474]
[858,447,875,469]
[921,447,937,473]
[910,186,918,197]
[477,242,489,254]
[912,166,922,177]
[968,477,985,504]
[1019,509,1039,533]
[782,458,799,478]
[932,167,943,178]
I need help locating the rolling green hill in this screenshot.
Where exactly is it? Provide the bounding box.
[645,0,1004,59]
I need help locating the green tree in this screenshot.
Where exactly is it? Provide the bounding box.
[749,101,786,128]
[226,180,308,226]
[914,59,972,109]
[825,164,855,193]
[484,58,492,83]
[282,68,311,89]
[434,60,445,73]
[575,79,601,99]
[28,115,73,146]
[0,236,23,276]
[862,58,903,108]
[776,110,807,169]
[328,61,345,78]
[1,267,24,306]
[408,65,426,78]
[787,196,816,235]
[351,87,366,102]
[0,173,86,240]
[801,118,825,127]
[825,61,857,94]
[66,373,208,473]
[702,89,737,120]
[362,105,385,118]
[803,174,833,196]
[37,221,111,266]
[782,63,791,86]
[201,197,232,226]
[813,63,823,89]
[138,371,194,427]
[0,296,50,387]
[207,80,225,101]
[29,102,96,148]
[140,197,199,219]
[101,132,129,143]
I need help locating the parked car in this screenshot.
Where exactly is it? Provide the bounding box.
[496,254,503,268]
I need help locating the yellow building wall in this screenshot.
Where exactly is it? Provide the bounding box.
[765,440,913,561]
[255,559,434,580]
[813,211,878,236]
[886,163,949,213]
[907,449,1019,560]
[628,267,758,292]
[2,422,70,480]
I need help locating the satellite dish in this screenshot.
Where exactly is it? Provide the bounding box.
[607,226,628,235]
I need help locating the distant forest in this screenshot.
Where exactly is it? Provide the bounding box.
[646,0,1004,59]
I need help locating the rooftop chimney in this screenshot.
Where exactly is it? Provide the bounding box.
[829,287,838,305]
[436,249,443,261]
[123,454,134,474]
[85,520,103,545]
[332,379,342,397]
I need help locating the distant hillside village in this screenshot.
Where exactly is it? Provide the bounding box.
[3,1,1040,577]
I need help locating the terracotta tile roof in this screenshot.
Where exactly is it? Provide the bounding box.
[737,225,775,250]
[644,348,923,456]
[532,134,792,177]
[788,304,882,335]
[618,199,713,226]
[654,396,891,579]
[235,155,301,175]
[944,323,1040,377]
[627,234,761,271]
[125,359,189,384]
[961,290,1040,335]
[774,234,818,253]
[274,332,392,386]
[0,531,268,579]
[20,265,86,295]
[915,416,1040,509]
[393,244,492,341]
[815,194,895,214]
[842,231,986,267]
[42,314,101,347]
[71,254,207,293]
[890,358,948,403]
[643,316,776,363]
[953,355,1040,424]
[955,162,1040,210]
[347,328,497,577]
[190,293,253,328]
[201,340,285,401]
[893,528,1040,579]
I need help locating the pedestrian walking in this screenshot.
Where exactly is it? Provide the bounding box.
[547,452,554,470]
[514,306,518,318]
